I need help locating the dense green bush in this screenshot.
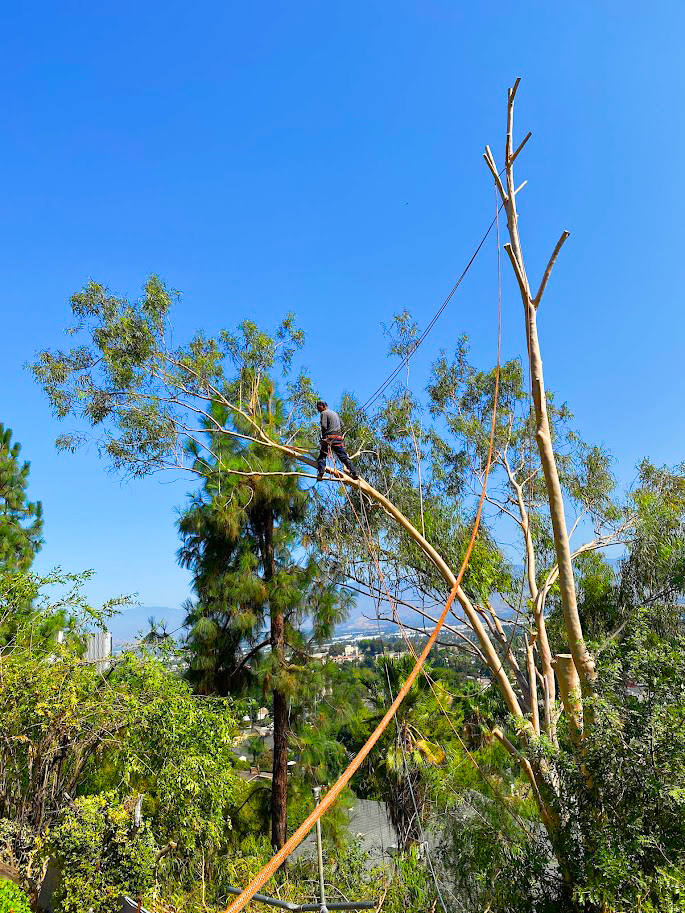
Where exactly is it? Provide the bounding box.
[48,794,157,913]
[0,881,31,913]
[0,571,241,901]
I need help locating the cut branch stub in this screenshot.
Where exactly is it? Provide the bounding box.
[509,131,532,167]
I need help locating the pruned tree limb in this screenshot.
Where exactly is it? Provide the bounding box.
[503,243,531,301]
[483,146,507,201]
[508,131,532,167]
[533,231,571,308]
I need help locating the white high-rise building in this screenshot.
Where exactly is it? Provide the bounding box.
[85,629,113,672]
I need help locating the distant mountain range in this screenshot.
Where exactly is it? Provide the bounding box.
[106,587,524,647]
[107,605,187,646]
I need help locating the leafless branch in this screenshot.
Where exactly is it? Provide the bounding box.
[483,146,507,201]
[503,243,530,301]
[508,131,532,167]
[533,231,570,307]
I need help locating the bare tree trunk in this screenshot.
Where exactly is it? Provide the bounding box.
[502,453,556,734]
[525,304,596,692]
[485,79,596,696]
[271,680,289,850]
[526,632,540,735]
[264,514,289,851]
[553,654,583,743]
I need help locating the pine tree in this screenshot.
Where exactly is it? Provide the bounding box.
[0,424,43,573]
[178,395,348,850]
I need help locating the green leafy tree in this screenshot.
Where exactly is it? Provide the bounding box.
[178,397,349,850]
[0,424,43,573]
[358,657,447,852]
[0,571,240,896]
[429,460,685,912]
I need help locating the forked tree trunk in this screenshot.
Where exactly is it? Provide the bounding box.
[486,78,596,697]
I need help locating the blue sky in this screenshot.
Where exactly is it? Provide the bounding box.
[0,1,683,612]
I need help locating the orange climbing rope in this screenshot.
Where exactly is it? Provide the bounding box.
[224,213,502,913]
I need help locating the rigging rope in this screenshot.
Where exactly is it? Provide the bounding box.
[345,477,449,912]
[350,200,540,842]
[350,207,503,429]
[223,191,503,913]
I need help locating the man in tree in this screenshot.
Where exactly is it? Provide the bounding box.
[316,400,359,482]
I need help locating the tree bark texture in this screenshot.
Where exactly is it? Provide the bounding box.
[271,681,289,850]
[264,513,289,851]
[553,653,583,743]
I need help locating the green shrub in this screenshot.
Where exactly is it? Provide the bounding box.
[0,880,31,913]
[48,793,157,913]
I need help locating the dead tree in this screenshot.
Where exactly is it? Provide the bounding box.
[484,79,596,709]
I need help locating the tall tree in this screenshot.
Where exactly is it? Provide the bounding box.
[0,424,43,573]
[484,78,597,698]
[178,398,348,849]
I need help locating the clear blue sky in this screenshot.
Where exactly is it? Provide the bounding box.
[1,1,683,611]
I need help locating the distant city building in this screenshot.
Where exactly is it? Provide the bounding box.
[85,629,113,672]
[257,706,269,721]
